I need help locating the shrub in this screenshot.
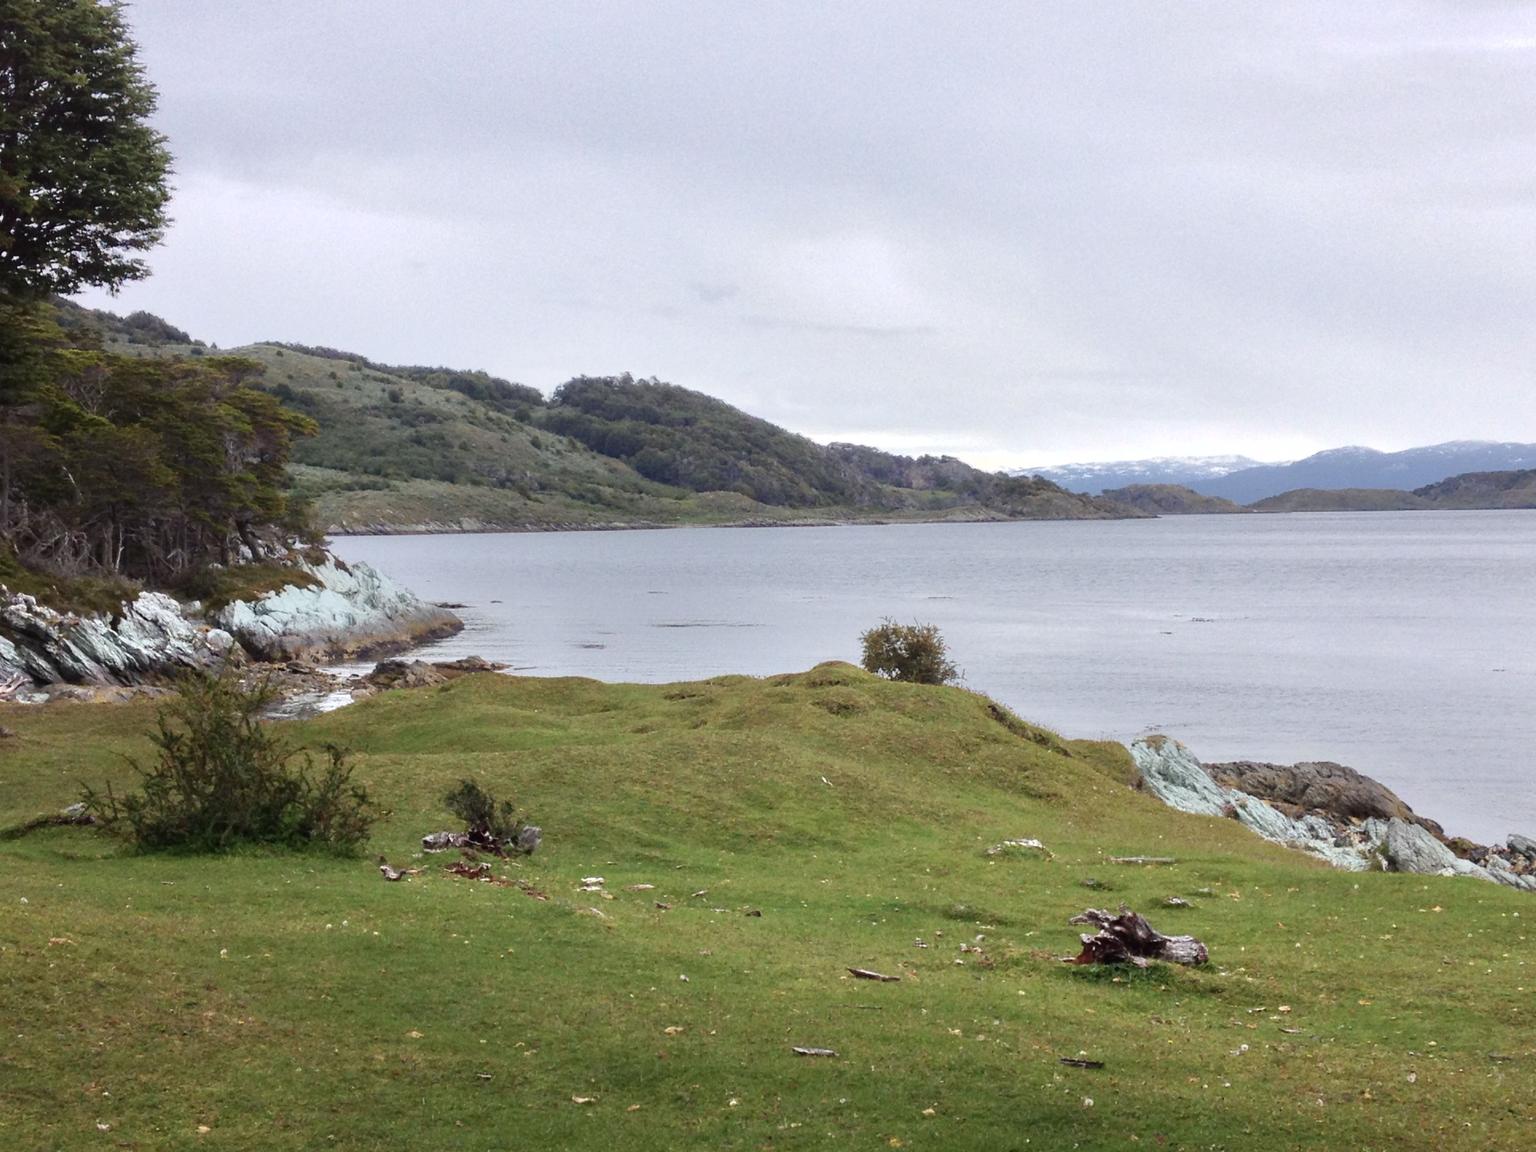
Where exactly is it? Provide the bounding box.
[443,778,520,843]
[84,671,373,853]
[859,619,959,685]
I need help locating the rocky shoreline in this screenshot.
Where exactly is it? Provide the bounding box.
[1131,735,1536,892]
[0,556,461,699]
[7,583,1530,899]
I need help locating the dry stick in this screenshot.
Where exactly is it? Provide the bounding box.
[847,967,901,982]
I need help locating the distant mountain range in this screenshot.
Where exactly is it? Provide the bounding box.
[1094,469,1536,515]
[1018,441,1536,503]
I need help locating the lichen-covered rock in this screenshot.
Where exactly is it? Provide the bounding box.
[0,589,233,686]
[1363,817,1459,875]
[215,559,461,663]
[1129,736,1229,816]
[0,555,457,688]
[1129,736,1372,871]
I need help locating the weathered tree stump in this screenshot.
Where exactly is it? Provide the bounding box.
[1064,905,1208,968]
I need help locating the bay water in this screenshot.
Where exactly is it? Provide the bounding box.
[330,511,1536,844]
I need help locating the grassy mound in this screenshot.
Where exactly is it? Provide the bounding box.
[1,666,1528,1149]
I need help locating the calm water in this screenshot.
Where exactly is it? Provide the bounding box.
[330,512,1536,844]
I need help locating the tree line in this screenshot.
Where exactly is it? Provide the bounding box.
[0,308,316,583]
[1,1,316,589]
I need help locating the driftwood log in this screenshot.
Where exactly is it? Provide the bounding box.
[847,967,901,982]
[1065,905,1208,968]
[421,824,541,856]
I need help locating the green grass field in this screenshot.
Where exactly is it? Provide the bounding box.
[1,666,1530,1149]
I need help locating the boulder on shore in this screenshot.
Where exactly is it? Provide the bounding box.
[366,654,507,691]
[368,659,448,689]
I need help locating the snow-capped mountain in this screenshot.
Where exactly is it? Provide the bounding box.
[1009,455,1268,494]
[1016,441,1536,503]
[1197,441,1536,504]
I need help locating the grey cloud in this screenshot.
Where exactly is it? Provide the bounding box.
[78,0,1536,467]
[690,282,740,304]
[738,315,933,339]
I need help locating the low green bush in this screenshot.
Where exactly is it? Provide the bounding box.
[443,777,520,843]
[84,671,373,853]
[859,619,960,684]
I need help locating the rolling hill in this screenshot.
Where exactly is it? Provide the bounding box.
[1248,488,1433,513]
[1413,468,1536,509]
[1099,484,1247,515]
[56,301,1138,532]
[1098,476,1536,516]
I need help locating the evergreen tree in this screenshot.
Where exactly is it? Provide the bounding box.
[0,0,172,299]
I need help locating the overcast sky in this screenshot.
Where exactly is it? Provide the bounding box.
[75,2,1536,469]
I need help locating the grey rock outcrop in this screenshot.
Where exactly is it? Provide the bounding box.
[214,559,461,663]
[1509,834,1536,859]
[0,590,234,686]
[1206,758,1440,834]
[1130,736,1372,871]
[1366,817,1458,874]
[0,556,460,689]
[1130,736,1535,891]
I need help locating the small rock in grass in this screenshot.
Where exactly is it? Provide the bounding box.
[984,838,1051,858]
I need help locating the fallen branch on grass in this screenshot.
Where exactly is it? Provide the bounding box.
[847,967,901,982]
[377,857,421,881]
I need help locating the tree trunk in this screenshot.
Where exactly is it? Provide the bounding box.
[1064,906,1208,968]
